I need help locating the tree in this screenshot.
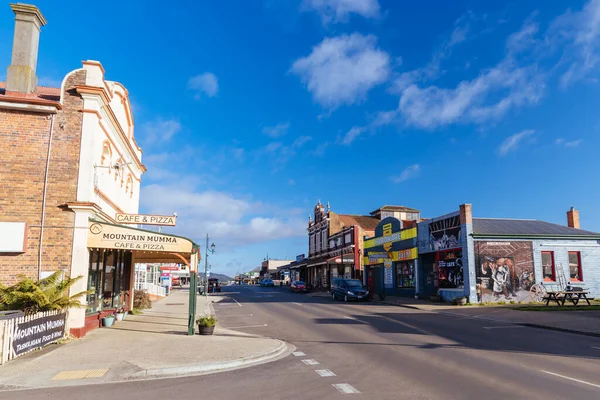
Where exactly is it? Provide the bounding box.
[0,271,93,315]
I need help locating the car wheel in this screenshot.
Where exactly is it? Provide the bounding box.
[344,295,348,302]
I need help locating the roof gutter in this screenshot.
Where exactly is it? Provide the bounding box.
[471,233,600,240]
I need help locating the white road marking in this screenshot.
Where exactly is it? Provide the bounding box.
[233,298,242,307]
[293,302,303,306]
[592,346,600,350]
[333,383,360,394]
[301,359,320,366]
[214,304,238,306]
[540,370,600,389]
[292,351,306,357]
[344,316,368,324]
[223,324,267,329]
[315,369,336,377]
[482,326,525,330]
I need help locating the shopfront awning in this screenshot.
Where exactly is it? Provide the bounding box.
[87,219,200,267]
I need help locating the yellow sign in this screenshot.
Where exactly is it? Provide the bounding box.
[363,227,417,249]
[115,213,177,226]
[363,247,418,265]
[87,221,193,253]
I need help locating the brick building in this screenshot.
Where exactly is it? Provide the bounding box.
[0,4,198,336]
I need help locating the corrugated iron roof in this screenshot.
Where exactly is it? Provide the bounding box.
[338,214,380,231]
[472,218,600,237]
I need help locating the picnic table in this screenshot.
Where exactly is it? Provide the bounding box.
[543,290,592,306]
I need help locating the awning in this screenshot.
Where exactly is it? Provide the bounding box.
[87,219,200,267]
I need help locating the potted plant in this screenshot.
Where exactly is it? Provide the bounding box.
[102,313,115,327]
[196,315,217,335]
[454,296,468,306]
[115,307,126,321]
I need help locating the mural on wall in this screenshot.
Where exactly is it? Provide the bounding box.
[475,241,535,303]
[421,215,462,252]
[437,250,463,288]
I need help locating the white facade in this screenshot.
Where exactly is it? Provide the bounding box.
[67,60,145,329]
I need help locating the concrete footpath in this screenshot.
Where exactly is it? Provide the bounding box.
[0,289,291,391]
[382,296,600,337]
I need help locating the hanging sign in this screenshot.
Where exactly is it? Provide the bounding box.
[115,213,177,226]
[87,221,193,252]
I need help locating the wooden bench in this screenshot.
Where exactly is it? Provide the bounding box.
[543,291,591,306]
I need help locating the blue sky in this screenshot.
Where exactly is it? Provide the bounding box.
[1,0,599,277]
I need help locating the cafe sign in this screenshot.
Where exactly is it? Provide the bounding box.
[115,213,177,226]
[12,312,66,356]
[87,220,194,253]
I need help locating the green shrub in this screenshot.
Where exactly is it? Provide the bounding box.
[133,290,152,309]
[196,314,217,327]
[0,271,93,315]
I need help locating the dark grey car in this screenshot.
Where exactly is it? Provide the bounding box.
[331,278,369,302]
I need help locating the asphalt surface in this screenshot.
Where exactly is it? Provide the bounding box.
[3,284,600,399]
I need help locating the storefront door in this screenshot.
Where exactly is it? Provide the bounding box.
[419,253,437,297]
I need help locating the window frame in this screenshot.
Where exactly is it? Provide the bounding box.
[541,251,556,282]
[568,251,583,282]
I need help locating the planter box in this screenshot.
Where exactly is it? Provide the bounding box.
[198,325,215,335]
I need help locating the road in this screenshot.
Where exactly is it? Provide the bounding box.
[4,284,600,399]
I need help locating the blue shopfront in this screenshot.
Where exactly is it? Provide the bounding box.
[363,217,418,297]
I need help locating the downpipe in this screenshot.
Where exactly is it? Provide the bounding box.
[38,113,56,280]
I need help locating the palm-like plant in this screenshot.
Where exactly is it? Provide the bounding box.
[0,271,94,315]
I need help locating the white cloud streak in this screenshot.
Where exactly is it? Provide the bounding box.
[340,126,365,145]
[188,72,219,99]
[138,118,182,144]
[262,122,290,138]
[291,33,390,110]
[498,129,535,156]
[391,164,420,183]
[301,0,381,24]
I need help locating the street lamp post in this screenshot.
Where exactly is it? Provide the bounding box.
[204,234,216,298]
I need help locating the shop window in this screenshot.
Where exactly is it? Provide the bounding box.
[437,250,464,288]
[103,251,115,308]
[568,251,583,282]
[397,261,415,288]
[541,251,555,282]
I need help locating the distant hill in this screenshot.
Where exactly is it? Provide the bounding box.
[199,273,233,282]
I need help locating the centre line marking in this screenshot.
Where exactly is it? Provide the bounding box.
[592,346,600,350]
[293,302,303,306]
[333,383,360,394]
[482,326,524,329]
[223,324,267,329]
[540,370,600,389]
[315,369,336,377]
[292,351,305,356]
[301,359,320,366]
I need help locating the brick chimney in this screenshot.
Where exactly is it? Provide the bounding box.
[459,203,472,225]
[5,3,47,94]
[567,207,580,229]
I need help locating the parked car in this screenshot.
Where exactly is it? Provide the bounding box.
[331,278,369,302]
[290,280,307,293]
[208,278,221,292]
[260,278,275,287]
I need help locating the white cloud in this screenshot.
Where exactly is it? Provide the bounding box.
[292,135,313,148]
[264,142,284,153]
[393,19,545,129]
[140,184,305,247]
[262,122,290,137]
[498,129,535,156]
[188,72,219,99]
[556,138,582,147]
[301,0,380,24]
[312,142,329,156]
[288,179,296,186]
[391,164,420,183]
[290,33,390,110]
[138,118,182,144]
[549,0,600,87]
[340,126,365,145]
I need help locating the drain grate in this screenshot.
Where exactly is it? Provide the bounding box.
[51,369,109,380]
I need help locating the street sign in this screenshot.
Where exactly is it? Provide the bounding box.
[115,213,177,226]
